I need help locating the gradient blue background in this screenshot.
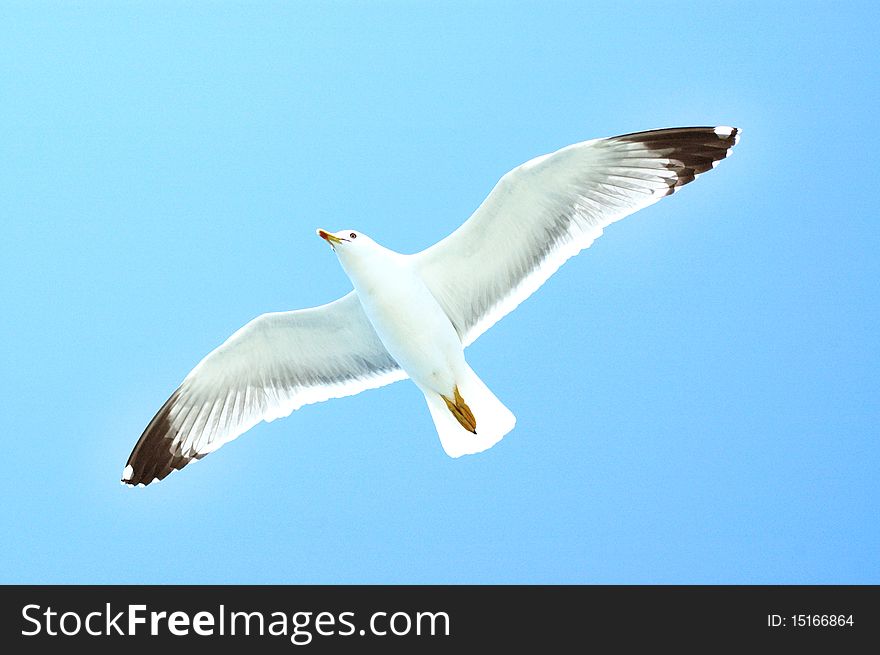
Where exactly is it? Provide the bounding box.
[2,1,877,583]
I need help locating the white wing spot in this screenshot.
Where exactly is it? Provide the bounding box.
[714,125,734,137]
[122,464,133,481]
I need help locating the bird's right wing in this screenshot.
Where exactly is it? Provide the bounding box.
[123,291,406,486]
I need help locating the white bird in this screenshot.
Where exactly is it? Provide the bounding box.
[122,126,740,486]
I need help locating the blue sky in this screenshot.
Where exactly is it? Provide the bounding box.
[1,1,878,583]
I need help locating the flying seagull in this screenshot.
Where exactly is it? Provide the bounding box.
[122,126,740,486]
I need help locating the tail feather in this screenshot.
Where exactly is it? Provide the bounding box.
[424,365,515,457]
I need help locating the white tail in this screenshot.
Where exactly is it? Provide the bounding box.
[423,365,516,457]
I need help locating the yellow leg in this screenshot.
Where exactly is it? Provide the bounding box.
[442,385,477,434]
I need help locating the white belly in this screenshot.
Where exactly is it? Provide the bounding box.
[350,258,464,395]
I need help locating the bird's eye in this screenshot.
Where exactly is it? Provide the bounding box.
[350,233,357,239]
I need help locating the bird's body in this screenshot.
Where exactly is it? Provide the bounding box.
[339,240,462,396]
[122,125,740,486]
[327,231,516,453]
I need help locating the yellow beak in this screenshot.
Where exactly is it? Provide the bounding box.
[317,228,343,245]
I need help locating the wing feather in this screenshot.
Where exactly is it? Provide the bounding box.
[414,126,740,346]
[122,291,406,486]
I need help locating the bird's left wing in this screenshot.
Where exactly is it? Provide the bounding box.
[122,291,406,486]
[414,126,740,346]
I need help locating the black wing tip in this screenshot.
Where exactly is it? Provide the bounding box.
[121,389,201,487]
[614,125,740,196]
[121,452,194,487]
[615,125,740,145]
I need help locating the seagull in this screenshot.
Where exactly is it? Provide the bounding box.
[122,126,740,486]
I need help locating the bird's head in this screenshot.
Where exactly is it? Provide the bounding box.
[316,227,386,273]
[316,228,378,254]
